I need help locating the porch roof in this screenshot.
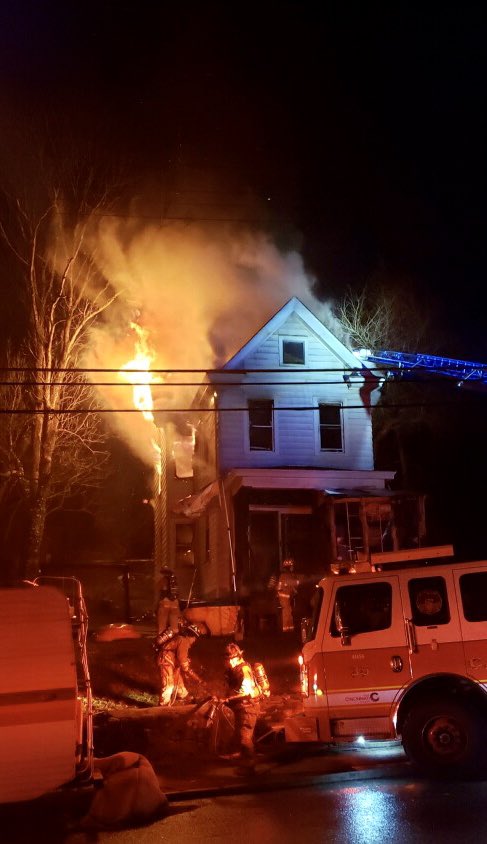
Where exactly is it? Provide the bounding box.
[323,487,420,499]
[173,470,410,519]
[225,467,395,495]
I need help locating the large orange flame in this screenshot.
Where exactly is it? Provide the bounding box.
[119,322,162,476]
[119,322,157,422]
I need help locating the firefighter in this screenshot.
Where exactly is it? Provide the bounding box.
[221,642,266,767]
[156,565,180,633]
[277,557,300,632]
[155,619,205,706]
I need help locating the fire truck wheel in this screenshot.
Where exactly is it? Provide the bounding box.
[401,698,485,777]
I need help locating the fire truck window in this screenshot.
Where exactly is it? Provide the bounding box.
[308,586,323,641]
[459,572,487,622]
[330,582,392,637]
[408,577,450,626]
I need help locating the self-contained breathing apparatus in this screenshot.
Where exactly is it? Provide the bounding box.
[252,662,271,699]
[153,620,202,653]
[223,643,271,702]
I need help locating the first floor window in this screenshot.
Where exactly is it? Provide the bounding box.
[175,523,194,566]
[248,399,274,450]
[319,403,343,451]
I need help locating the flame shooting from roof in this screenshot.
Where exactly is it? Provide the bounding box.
[118,322,162,474]
[119,322,158,423]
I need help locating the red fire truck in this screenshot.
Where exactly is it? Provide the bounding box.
[286,545,487,776]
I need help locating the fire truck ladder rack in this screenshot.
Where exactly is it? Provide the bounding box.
[34,575,94,785]
[357,349,487,386]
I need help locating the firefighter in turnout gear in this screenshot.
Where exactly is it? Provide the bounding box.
[156,566,180,633]
[222,642,269,766]
[277,557,300,632]
[155,620,204,706]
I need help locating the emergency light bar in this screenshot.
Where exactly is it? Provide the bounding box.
[370,544,454,568]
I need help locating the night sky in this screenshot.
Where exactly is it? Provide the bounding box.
[2,2,487,359]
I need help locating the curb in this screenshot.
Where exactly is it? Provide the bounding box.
[165,761,411,801]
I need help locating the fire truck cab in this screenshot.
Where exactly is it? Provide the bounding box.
[0,577,94,804]
[288,545,487,775]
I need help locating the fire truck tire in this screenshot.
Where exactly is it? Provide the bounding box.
[401,698,485,777]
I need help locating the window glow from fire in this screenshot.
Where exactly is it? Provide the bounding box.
[172,426,196,478]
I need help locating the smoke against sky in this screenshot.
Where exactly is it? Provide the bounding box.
[84,218,345,465]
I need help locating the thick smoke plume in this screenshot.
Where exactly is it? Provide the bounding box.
[84,219,344,465]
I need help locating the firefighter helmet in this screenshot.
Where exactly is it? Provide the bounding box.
[180,620,202,638]
[224,642,244,660]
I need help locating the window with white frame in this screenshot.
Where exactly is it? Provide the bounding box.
[248,399,274,451]
[318,403,343,451]
[280,337,306,365]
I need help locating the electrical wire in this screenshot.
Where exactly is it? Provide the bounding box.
[0,400,483,415]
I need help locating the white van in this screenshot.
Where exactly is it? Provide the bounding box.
[0,578,93,803]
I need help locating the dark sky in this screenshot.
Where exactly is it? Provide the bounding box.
[2,2,487,359]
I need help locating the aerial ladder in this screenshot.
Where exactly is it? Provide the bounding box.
[355,349,487,388]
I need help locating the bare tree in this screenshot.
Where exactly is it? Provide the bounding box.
[0,173,120,581]
[335,279,445,489]
[336,281,433,354]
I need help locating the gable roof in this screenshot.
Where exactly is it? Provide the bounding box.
[223,296,367,371]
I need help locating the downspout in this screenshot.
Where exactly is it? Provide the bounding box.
[219,477,237,598]
[215,393,237,600]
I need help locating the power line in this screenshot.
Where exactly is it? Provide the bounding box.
[0,378,461,388]
[0,401,483,415]
[0,366,420,374]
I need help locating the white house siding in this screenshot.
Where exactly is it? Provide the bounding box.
[216,314,374,471]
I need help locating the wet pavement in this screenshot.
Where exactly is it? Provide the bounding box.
[93,700,410,798]
[163,739,410,798]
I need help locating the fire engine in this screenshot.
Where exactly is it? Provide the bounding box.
[286,545,487,776]
[0,577,94,803]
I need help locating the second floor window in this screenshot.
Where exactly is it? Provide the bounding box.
[319,403,343,451]
[248,399,274,451]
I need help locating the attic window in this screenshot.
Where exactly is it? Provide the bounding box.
[280,338,306,365]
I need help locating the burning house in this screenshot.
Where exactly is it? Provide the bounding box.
[160,297,426,610]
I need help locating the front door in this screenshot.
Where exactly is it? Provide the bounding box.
[248,511,280,590]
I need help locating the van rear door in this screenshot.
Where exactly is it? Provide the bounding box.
[0,586,78,804]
